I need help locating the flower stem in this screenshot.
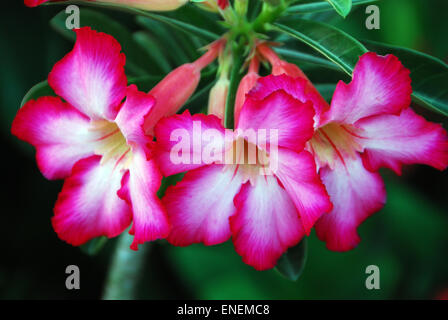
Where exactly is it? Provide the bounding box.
[102,232,150,300]
[224,40,245,129]
[251,2,287,32]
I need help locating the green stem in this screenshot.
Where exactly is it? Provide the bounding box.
[251,1,287,32]
[102,233,150,300]
[224,41,245,129]
[235,0,249,17]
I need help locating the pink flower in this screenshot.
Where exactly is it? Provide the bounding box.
[11,27,220,250]
[24,0,188,11]
[253,52,448,252]
[154,90,332,270]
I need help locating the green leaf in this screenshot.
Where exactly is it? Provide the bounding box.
[274,47,340,71]
[365,41,448,117]
[275,238,308,281]
[50,9,159,76]
[133,31,173,74]
[46,0,221,42]
[20,80,55,107]
[136,17,191,65]
[315,83,337,102]
[288,0,376,15]
[136,11,219,42]
[272,18,367,75]
[324,0,352,18]
[80,237,108,256]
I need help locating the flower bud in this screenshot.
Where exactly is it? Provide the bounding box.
[208,77,230,123]
[144,39,226,135]
[218,0,230,10]
[25,0,189,11]
[257,43,309,80]
[195,0,220,12]
[144,63,202,135]
[234,57,260,126]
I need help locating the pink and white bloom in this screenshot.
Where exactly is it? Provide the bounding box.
[253,52,448,252]
[11,27,220,250]
[24,0,189,11]
[154,89,332,270]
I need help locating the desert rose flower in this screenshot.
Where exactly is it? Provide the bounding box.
[11,27,221,250]
[24,0,188,11]
[154,86,332,270]
[258,43,331,125]
[252,52,448,251]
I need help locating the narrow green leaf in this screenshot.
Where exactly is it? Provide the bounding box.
[324,0,352,18]
[136,17,191,65]
[20,81,54,107]
[288,0,376,15]
[136,11,219,42]
[275,238,308,281]
[20,80,55,107]
[272,18,367,75]
[365,41,448,117]
[274,47,340,71]
[165,4,224,37]
[80,237,108,256]
[132,31,173,74]
[315,83,337,102]
[46,0,221,42]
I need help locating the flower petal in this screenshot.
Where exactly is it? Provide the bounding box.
[164,164,243,246]
[357,108,448,174]
[237,90,315,152]
[248,74,330,126]
[24,0,48,7]
[118,146,170,250]
[324,52,412,124]
[115,85,155,145]
[48,27,127,121]
[315,155,386,251]
[52,156,131,246]
[11,97,96,180]
[230,175,305,271]
[154,110,228,176]
[275,148,333,234]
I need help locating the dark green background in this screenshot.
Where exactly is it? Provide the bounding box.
[1,0,447,299]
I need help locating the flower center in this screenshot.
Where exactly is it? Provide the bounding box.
[89,120,132,169]
[225,137,272,185]
[308,122,365,170]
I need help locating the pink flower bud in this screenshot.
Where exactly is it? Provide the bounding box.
[144,63,202,135]
[195,0,220,12]
[208,77,230,123]
[218,0,230,10]
[257,43,309,80]
[25,0,189,11]
[234,57,260,126]
[144,39,226,135]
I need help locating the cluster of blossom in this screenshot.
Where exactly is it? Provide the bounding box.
[14,0,448,270]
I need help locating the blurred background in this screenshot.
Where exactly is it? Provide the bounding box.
[1,0,448,299]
